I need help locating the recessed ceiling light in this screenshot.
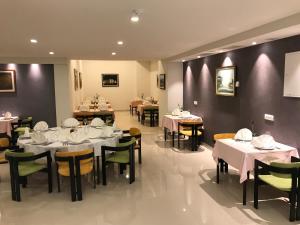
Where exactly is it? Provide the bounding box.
[252,41,257,45]
[197,56,201,58]
[218,50,224,53]
[30,39,38,44]
[182,60,185,62]
[117,41,124,45]
[112,52,116,55]
[131,10,140,22]
[49,51,55,55]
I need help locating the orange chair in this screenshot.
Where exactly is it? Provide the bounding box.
[55,149,95,201]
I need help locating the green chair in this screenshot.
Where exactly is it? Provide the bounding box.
[11,117,33,145]
[101,138,136,185]
[254,157,300,221]
[122,128,142,164]
[5,150,52,201]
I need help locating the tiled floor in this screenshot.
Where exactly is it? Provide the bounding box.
[0,111,296,225]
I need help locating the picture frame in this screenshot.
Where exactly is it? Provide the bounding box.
[74,69,78,91]
[102,74,119,87]
[216,66,235,96]
[79,72,82,89]
[0,70,16,93]
[159,74,166,90]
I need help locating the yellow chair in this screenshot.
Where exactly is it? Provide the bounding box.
[55,149,95,201]
[213,133,236,175]
[0,134,11,164]
[178,121,203,151]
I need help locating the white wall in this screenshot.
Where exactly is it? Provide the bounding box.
[167,62,183,112]
[81,60,138,110]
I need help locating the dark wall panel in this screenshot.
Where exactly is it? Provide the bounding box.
[0,64,56,127]
[183,35,300,147]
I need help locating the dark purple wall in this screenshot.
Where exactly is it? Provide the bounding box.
[0,64,57,127]
[183,35,300,147]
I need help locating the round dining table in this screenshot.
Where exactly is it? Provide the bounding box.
[0,116,18,136]
[17,126,123,157]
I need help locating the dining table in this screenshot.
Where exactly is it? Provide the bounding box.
[161,114,202,147]
[137,104,159,121]
[73,108,115,119]
[0,116,19,136]
[212,138,299,205]
[130,99,143,115]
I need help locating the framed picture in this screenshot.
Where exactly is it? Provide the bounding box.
[0,70,16,93]
[159,74,166,90]
[79,72,82,89]
[216,66,235,96]
[102,74,119,87]
[74,69,78,91]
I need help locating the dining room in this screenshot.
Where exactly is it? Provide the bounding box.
[1,1,300,224]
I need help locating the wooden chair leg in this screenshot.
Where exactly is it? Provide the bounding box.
[70,175,76,202]
[254,174,258,209]
[102,161,107,186]
[289,192,296,221]
[76,174,82,201]
[96,156,101,185]
[216,160,220,184]
[15,178,21,202]
[48,164,53,193]
[138,148,142,164]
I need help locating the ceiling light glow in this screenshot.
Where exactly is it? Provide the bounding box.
[49,51,54,55]
[112,52,116,55]
[197,56,201,58]
[252,41,257,45]
[131,10,140,22]
[30,39,38,44]
[117,41,124,45]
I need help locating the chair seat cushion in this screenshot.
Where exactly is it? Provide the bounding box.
[258,175,292,191]
[58,162,93,176]
[18,162,46,176]
[0,138,10,148]
[14,127,27,135]
[106,151,129,164]
[180,130,202,136]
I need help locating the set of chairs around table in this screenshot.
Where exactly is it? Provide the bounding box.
[0,127,142,202]
[74,114,114,126]
[214,133,300,221]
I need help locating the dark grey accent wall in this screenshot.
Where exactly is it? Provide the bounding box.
[0,64,57,127]
[183,35,300,147]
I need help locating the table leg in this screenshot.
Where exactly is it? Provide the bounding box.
[96,156,100,184]
[216,159,220,184]
[164,127,167,141]
[243,171,250,205]
[172,131,175,147]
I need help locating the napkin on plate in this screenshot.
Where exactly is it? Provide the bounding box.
[4,112,12,119]
[79,105,89,112]
[102,126,114,137]
[24,127,30,138]
[63,118,80,128]
[90,118,105,127]
[88,129,102,139]
[68,130,87,144]
[34,121,49,131]
[98,104,108,111]
[31,132,48,144]
[172,108,181,116]
[180,111,191,117]
[234,128,253,141]
[251,134,276,149]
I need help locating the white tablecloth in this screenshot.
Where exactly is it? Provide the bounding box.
[18,127,122,157]
[0,116,18,136]
[161,115,202,132]
[212,138,299,183]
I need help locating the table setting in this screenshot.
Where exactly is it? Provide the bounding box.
[18,118,122,157]
[0,111,19,136]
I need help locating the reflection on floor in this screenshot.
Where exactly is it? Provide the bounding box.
[0,111,294,225]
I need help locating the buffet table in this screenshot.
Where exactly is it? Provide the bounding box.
[212,138,298,205]
[0,116,18,136]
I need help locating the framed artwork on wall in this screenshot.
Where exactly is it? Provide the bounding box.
[79,72,83,89]
[74,69,78,91]
[159,74,166,90]
[102,74,119,87]
[216,66,235,96]
[0,70,16,93]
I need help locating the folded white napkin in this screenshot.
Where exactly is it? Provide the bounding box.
[34,121,49,131]
[4,112,12,119]
[68,130,87,144]
[98,104,108,110]
[180,111,191,117]
[79,105,89,112]
[31,132,48,144]
[251,134,276,149]
[172,108,181,116]
[24,127,30,138]
[143,101,151,106]
[234,128,253,141]
[88,128,102,139]
[90,118,105,127]
[63,118,80,128]
[102,126,114,137]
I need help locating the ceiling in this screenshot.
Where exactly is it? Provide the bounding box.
[0,0,300,60]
